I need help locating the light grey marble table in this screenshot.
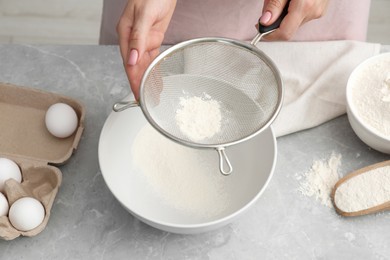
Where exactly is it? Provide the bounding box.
[0,44,389,259]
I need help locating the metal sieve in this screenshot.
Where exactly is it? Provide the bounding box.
[114,6,288,175]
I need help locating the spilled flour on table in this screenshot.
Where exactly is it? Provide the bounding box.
[298,152,342,207]
[298,152,390,213]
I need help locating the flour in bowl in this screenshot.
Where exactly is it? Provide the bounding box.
[381,73,390,102]
[352,58,390,137]
[132,124,230,218]
[175,94,221,142]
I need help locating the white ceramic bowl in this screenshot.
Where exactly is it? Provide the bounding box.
[98,98,277,234]
[346,52,390,154]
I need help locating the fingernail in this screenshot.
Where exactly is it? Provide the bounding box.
[128,49,138,66]
[260,11,272,24]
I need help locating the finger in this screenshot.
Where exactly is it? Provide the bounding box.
[260,0,290,26]
[126,10,155,66]
[125,47,160,100]
[117,4,133,67]
[263,9,303,41]
[117,1,155,66]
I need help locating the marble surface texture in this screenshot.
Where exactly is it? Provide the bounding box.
[0,44,389,259]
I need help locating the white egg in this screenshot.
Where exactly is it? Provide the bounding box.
[0,158,22,192]
[9,197,45,232]
[0,192,9,217]
[45,103,78,138]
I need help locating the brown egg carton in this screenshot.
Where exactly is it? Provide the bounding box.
[0,83,85,240]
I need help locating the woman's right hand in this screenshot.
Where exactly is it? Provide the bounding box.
[117,0,177,100]
[260,0,329,40]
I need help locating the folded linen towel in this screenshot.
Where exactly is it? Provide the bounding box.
[255,41,381,137]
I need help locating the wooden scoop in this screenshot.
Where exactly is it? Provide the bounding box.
[332,160,390,217]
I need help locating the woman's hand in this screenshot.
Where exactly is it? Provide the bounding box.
[117,0,177,99]
[260,0,329,40]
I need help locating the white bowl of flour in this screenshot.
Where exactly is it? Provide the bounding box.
[98,101,277,234]
[346,52,390,154]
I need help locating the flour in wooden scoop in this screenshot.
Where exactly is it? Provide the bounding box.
[334,165,390,213]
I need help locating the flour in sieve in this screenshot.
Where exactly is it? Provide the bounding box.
[352,59,390,137]
[298,153,342,208]
[334,165,390,213]
[132,124,230,218]
[175,94,221,141]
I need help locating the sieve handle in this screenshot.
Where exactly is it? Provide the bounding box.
[112,100,139,112]
[251,0,290,45]
[258,0,290,34]
[217,148,233,176]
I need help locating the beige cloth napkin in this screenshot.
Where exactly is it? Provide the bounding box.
[255,41,381,137]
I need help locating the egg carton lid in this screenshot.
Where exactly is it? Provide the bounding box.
[0,83,85,165]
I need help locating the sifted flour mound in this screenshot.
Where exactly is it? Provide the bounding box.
[298,153,342,208]
[175,95,221,142]
[334,165,390,212]
[132,124,230,218]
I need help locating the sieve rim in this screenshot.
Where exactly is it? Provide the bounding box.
[138,37,284,149]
